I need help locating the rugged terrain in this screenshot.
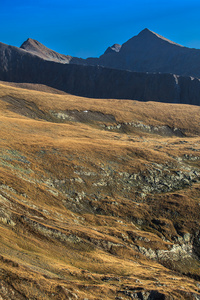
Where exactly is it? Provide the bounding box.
[1,29,200,105]
[0,81,199,299]
[0,40,200,105]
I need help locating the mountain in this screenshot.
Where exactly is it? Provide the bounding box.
[20,29,200,79]
[0,81,200,299]
[20,38,72,63]
[1,28,200,300]
[75,28,200,78]
[0,40,200,105]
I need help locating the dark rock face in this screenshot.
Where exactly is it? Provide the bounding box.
[20,29,200,80]
[0,41,200,105]
[73,28,200,79]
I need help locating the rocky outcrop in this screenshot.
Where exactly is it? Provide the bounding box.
[102,121,184,137]
[117,287,168,300]
[103,43,121,55]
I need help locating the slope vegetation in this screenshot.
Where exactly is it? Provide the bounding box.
[0,82,200,299]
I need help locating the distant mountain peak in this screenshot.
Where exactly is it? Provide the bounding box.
[137,28,183,47]
[20,38,72,63]
[139,28,152,34]
[20,38,41,48]
[26,38,37,42]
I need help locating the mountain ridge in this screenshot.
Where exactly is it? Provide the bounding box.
[0,39,200,105]
[88,28,200,77]
[19,28,200,78]
[20,38,72,63]
[0,30,200,105]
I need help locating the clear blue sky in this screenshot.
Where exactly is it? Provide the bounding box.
[1,0,200,58]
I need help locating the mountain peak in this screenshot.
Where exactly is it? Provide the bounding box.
[26,38,36,43]
[139,28,153,34]
[20,38,44,50]
[137,28,183,47]
[137,28,157,38]
[20,38,72,63]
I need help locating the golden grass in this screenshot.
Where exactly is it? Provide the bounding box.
[0,82,199,299]
[0,81,199,134]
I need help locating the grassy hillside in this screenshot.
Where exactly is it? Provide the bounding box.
[0,82,200,299]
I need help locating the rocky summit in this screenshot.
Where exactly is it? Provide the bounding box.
[0,81,199,299]
[20,38,72,63]
[73,28,200,78]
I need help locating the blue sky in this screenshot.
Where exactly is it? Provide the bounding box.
[1,0,200,58]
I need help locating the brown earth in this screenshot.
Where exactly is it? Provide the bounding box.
[0,82,200,299]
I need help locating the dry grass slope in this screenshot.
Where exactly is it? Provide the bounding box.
[0,82,199,299]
